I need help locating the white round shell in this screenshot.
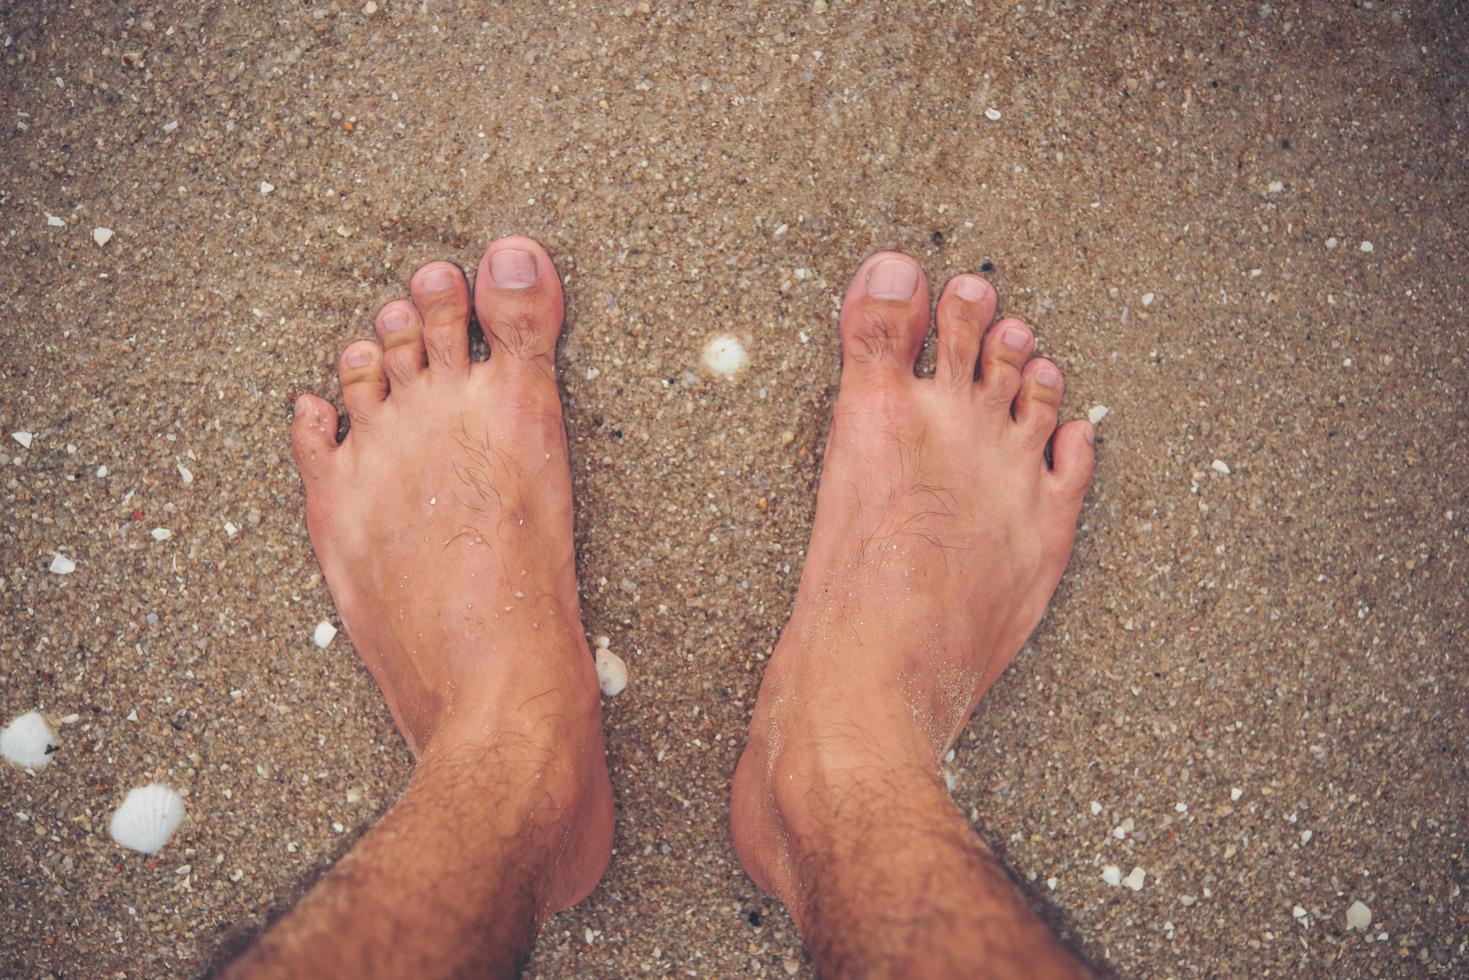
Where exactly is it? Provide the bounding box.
[109,783,186,855]
[1,711,58,769]
[595,647,628,697]
[701,334,749,378]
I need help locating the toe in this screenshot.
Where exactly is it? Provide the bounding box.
[410,261,472,375]
[339,340,389,427]
[977,317,1033,410]
[375,299,426,387]
[290,393,339,480]
[1048,419,1096,503]
[934,274,994,388]
[473,236,565,369]
[838,252,931,383]
[1012,357,1064,447]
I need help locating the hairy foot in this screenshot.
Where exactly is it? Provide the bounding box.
[731,252,1095,910]
[289,237,613,913]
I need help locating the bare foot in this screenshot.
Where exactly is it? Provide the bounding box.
[289,237,613,913]
[731,252,1095,910]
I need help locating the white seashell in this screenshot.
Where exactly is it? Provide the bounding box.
[177,463,193,484]
[109,783,185,855]
[11,431,33,448]
[1,711,59,769]
[1122,867,1146,891]
[1210,459,1231,476]
[49,553,76,575]
[92,227,113,247]
[1345,900,1372,931]
[984,107,1002,121]
[313,621,338,648]
[1088,404,1109,425]
[150,527,172,541]
[594,646,628,696]
[259,181,275,195]
[1100,865,1122,887]
[701,334,749,378]
[45,212,65,227]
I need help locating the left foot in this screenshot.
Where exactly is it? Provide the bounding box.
[289,237,613,913]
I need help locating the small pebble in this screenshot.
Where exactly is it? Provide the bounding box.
[177,463,193,484]
[1325,236,1339,250]
[1267,180,1284,193]
[49,554,76,575]
[1210,459,1231,476]
[12,431,33,448]
[1231,787,1243,801]
[313,621,338,649]
[223,521,239,538]
[92,227,113,247]
[150,528,172,541]
[984,107,1002,121]
[1100,865,1122,887]
[45,212,65,227]
[1359,240,1374,253]
[259,181,275,195]
[595,645,628,696]
[1087,405,1109,425]
[1122,867,1146,891]
[1142,292,1156,306]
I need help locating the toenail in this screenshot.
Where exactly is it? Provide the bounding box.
[866,258,918,300]
[1083,422,1096,445]
[1002,324,1031,350]
[954,276,987,302]
[1033,363,1061,388]
[420,266,457,292]
[381,308,410,332]
[490,248,539,288]
[345,348,373,368]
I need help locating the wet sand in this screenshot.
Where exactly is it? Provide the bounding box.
[2,1,1466,976]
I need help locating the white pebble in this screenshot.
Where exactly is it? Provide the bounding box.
[1267,180,1284,193]
[109,783,185,855]
[1090,800,1102,815]
[1122,867,1147,891]
[1292,905,1307,919]
[595,645,628,696]
[11,431,33,448]
[984,107,1002,121]
[1231,787,1243,801]
[162,120,179,133]
[1,711,58,769]
[223,521,238,538]
[92,227,114,247]
[1100,865,1122,887]
[49,553,76,575]
[1112,817,1134,839]
[1325,236,1339,250]
[701,334,749,378]
[1346,900,1372,931]
[1210,459,1232,476]
[177,463,193,485]
[1087,405,1109,425]
[1046,877,1058,890]
[1141,292,1156,306]
[150,527,172,541]
[45,212,65,227]
[313,621,338,649]
[96,465,108,478]
[259,181,275,195]
[1359,240,1374,253]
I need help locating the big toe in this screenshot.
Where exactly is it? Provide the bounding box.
[837,252,931,384]
[473,236,565,369]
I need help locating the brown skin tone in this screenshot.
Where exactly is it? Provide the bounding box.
[231,242,1091,979]
[230,238,612,979]
[731,253,1095,977]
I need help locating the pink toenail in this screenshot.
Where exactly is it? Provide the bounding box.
[490,249,538,288]
[954,276,987,302]
[346,348,373,368]
[1002,324,1031,350]
[420,267,457,292]
[866,258,918,300]
[381,308,410,332]
[294,395,310,416]
[1033,363,1061,387]
[1083,423,1096,445]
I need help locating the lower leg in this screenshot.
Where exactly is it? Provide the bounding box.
[733,253,1096,976]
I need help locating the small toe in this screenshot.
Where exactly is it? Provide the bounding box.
[375,299,426,386]
[934,274,995,388]
[410,261,472,375]
[1012,357,1064,447]
[290,393,339,479]
[838,252,931,384]
[473,236,565,369]
[1048,419,1096,502]
[978,317,1033,410]
[339,340,388,427]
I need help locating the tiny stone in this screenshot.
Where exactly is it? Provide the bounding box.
[230,868,245,882]
[150,528,172,541]
[1090,800,1102,815]
[223,521,238,538]
[1231,787,1243,801]
[783,958,800,976]
[313,621,338,649]
[45,212,65,227]
[1267,180,1284,193]
[1087,405,1109,425]
[49,554,76,575]
[92,227,114,247]
[1046,877,1058,890]
[260,181,275,195]
[11,431,33,448]
[1122,867,1146,891]
[984,107,1002,121]
[1101,865,1122,887]
[1142,292,1156,306]
[1210,459,1231,475]
[1293,905,1307,919]
[177,463,193,484]
[1325,236,1339,249]
[1359,240,1374,253]
[96,465,108,478]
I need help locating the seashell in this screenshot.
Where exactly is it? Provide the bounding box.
[700,334,749,378]
[313,621,338,648]
[49,553,76,575]
[109,783,186,855]
[1,711,59,769]
[594,646,628,697]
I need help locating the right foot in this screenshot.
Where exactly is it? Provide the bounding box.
[731,252,1095,910]
[289,237,613,914]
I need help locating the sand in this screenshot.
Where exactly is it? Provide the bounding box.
[2,1,1466,976]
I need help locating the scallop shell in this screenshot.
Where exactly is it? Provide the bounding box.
[109,783,185,855]
[1,711,59,769]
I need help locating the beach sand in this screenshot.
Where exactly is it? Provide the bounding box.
[2,1,1466,975]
